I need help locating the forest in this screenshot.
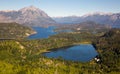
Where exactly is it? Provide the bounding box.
[0,23,35,39]
[0,23,120,74]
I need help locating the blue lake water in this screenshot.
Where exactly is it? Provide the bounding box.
[28,26,98,62]
[43,44,98,62]
[28,26,57,39]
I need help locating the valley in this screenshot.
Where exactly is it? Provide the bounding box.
[0,22,120,74]
[0,4,120,74]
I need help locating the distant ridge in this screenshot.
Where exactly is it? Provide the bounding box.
[57,21,111,31]
[53,12,120,28]
[0,6,56,27]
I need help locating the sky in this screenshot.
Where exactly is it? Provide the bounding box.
[0,0,120,17]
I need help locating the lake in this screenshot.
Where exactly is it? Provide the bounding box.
[43,44,98,62]
[28,26,57,39]
[28,27,98,62]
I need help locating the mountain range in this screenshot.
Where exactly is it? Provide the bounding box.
[0,6,120,28]
[0,6,56,27]
[53,12,120,28]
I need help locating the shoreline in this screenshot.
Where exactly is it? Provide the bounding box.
[42,41,93,53]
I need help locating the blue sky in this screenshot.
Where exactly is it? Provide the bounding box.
[0,0,120,17]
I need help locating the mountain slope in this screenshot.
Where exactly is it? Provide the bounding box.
[0,6,56,27]
[53,13,120,28]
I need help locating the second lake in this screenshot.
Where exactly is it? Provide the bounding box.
[43,44,98,62]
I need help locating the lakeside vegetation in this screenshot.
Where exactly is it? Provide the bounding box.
[0,40,100,74]
[0,23,120,74]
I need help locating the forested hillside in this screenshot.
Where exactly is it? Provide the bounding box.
[0,23,35,39]
[55,21,110,33]
[93,28,120,73]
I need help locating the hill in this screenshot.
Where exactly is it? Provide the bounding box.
[56,21,111,33]
[0,22,35,39]
[92,28,120,73]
